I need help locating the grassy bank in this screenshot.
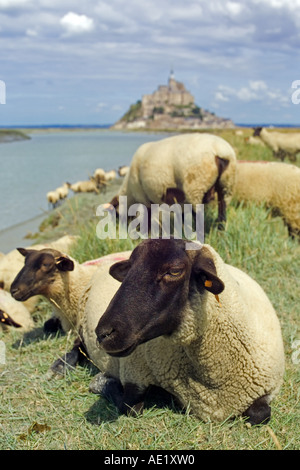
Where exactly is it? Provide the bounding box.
[0,129,299,450]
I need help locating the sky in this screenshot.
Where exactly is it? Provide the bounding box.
[0,0,300,126]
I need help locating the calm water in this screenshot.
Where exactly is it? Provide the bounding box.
[0,130,172,233]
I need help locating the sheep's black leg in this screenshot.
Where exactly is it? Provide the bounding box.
[50,336,86,375]
[243,395,271,425]
[118,382,147,417]
[89,373,124,406]
[43,316,63,334]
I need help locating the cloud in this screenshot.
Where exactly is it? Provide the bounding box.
[214,80,290,106]
[60,11,94,35]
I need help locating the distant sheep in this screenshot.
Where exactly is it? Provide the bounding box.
[56,183,69,200]
[254,127,300,161]
[46,190,60,209]
[234,160,300,238]
[95,238,285,425]
[68,179,99,194]
[104,170,117,182]
[111,133,237,226]
[118,166,129,177]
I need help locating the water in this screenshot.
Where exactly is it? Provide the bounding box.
[0,130,172,232]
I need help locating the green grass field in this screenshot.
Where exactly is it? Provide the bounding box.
[0,129,299,450]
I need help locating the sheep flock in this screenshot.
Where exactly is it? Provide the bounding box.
[1,126,300,446]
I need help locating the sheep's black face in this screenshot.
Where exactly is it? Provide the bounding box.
[10,248,74,301]
[95,239,224,357]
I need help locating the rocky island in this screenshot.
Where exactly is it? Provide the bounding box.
[111,71,235,131]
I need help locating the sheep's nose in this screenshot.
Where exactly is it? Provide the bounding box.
[96,327,115,347]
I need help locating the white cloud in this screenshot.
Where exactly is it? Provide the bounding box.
[215,80,290,106]
[0,0,32,8]
[60,11,94,35]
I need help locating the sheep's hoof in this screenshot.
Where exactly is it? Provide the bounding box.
[89,373,123,402]
[243,395,271,425]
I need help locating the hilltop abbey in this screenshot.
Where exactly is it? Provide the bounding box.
[112,71,234,130]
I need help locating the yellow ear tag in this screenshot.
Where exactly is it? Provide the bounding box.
[204,280,212,288]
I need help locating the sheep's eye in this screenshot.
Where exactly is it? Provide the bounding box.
[163,267,184,279]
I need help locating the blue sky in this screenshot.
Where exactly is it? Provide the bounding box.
[0,0,300,126]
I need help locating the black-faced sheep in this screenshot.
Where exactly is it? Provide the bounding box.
[253,127,300,162]
[234,160,300,238]
[95,238,285,425]
[110,133,237,227]
[10,249,131,373]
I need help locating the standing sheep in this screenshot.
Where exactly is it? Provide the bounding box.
[254,127,300,161]
[111,133,236,227]
[46,190,60,209]
[68,179,99,194]
[233,160,300,238]
[95,238,285,425]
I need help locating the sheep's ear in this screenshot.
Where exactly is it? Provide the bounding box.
[109,260,131,282]
[17,247,30,257]
[55,256,74,272]
[192,247,224,295]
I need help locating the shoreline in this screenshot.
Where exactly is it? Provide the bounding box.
[0,212,48,254]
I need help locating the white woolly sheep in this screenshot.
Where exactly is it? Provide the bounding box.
[244,136,266,147]
[68,179,99,194]
[0,235,78,313]
[56,183,69,200]
[234,160,300,238]
[95,238,285,425]
[104,170,117,182]
[47,190,60,209]
[111,133,237,226]
[0,288,34,331]
[254,127,300,161]
[118,166,129,177]
[94,168,106,188]
[10,249,131,373]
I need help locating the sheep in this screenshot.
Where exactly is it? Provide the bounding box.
[10,248,131,373]
[56,182,69,200]
[0,235,78,314]
[94,168,106,188]
[253,127,300,161]
[104,170,117,182]
[0,288,34,331]
[95,238,285,425]
[68,179,99,194]
[46,190,60,209]
[244,136,266,147]
[118,166,129,177]
[233,160,300,238]
[110,133,237,227]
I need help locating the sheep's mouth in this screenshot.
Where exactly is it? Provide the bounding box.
[10,288,32,302]
[96,336,138,357]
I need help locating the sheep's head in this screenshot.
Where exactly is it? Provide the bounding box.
[95,238,224,357]
[10,248,74,302]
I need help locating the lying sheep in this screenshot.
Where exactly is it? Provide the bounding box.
[254,127,300,161]
[0,288,34,331]
[0,235,78,314]
[95,238,285,425]
[234,160,300,238]
[111,133,237,226]
[10,249,131,372]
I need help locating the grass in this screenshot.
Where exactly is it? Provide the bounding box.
[0,128,299,450]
